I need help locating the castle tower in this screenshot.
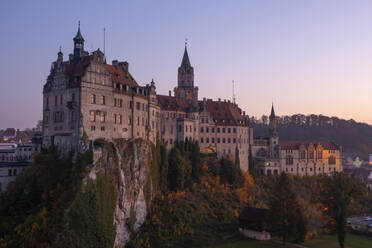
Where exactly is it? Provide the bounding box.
[73,21,84,63]
[269,103,279,158]
[174,44,198,106]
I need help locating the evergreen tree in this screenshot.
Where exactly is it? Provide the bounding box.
[190,140,202,183]
[248,146,254,174]
[321,173,364,248]
[268,172,307,244]
[234,146,240,168]
[159,144,168,192]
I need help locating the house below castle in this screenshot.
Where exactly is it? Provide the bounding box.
[252,105,343,175]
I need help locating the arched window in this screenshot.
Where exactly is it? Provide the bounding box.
[286,156,294,165]
[317,150,323,159]
[329,156,336,165]
[308,151,314,159]
[300,150,306,159]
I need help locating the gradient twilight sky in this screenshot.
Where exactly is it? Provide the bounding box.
[1,0,372,129]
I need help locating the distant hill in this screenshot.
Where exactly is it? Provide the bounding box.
[251,114,372,160]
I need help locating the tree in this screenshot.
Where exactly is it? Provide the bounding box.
[159,144,168,192]
[234,146,240,168]
[268,172,307,244]
[248,146,254,174]
[320,173,364,248]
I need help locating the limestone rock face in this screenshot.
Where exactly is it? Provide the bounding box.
[89,139,153,247]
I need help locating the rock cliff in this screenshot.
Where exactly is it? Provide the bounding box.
[88,138,154,247]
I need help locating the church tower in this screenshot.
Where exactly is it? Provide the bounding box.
[174,44,198,106]
[73,21,84,64]
[269,103,279,158]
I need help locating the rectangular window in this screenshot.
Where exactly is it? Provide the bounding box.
[228,128,231,133]
[206,138,209,143]
[212,138,215,143]
[212,127,215,133]
[114,98,117,107]
[114,114,117,124]
[223,138,226,143]
[91,94,96,104]
[101,126,105,131]
[91,125,95,131]
[119,99,123,108]
[8,169,12,176]
[179,125,182,132]
[118,115,122,124]
[128,116,132,125]
[233,138,236,143]
[217,128,220,133]
[228,138,231,143]
[201,138,204,143]
[71,111,76,121]
[100,112,105,122]
[222,128,226,133]
[136,102,141,110]
[100,96,105,105]
[217,138,220,143]
[90,111,95,122]
[60,95,63,105]
[137,116,140,126]
[72,93,75,102]
[206,127,209,133]
[233,128,236,133]
[46,97,49,108]
[55,95,58,106]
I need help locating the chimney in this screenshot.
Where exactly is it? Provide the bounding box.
[112,60,118,67]
[169,90,171,96]
[118,61,129,74]
[218,98,221,102]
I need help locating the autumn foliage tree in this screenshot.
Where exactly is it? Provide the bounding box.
[320,172,365,248]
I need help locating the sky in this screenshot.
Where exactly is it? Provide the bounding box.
[0,0,372,129]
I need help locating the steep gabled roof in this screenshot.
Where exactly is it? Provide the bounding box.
[157,95,191,112]
[199,100,248,126]
[279,141,340,150]
[105,64,138,87]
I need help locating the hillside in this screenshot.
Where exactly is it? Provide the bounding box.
[251,114,372,160]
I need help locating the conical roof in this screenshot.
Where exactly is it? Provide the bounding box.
[270,103,275,118]
[181,46,191,67]
[74,22,84,42]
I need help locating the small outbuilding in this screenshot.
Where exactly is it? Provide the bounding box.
[238,207,271,240]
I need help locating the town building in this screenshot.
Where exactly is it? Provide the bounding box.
[42,24,252,170]
[0,143,36,191]
[252,105,343,175]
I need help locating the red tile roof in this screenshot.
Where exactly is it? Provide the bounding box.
[200,100,248,126]
[157,95,191,111]
[105,64,138,87]
[1,128,16,137]
[279,141,340,150]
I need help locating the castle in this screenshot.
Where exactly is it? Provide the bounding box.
[42,25,342,174]
[42,24,252,170]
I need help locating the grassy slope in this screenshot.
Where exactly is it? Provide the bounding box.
[304,234,372,248]
[204,234,372,248]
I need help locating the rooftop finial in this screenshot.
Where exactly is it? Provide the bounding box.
[78,20,80,29]
[59,46,62,53]
[185,38,188,47]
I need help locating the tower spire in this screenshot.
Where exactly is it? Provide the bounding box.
[270,102,275,118]
[181,40,191,67]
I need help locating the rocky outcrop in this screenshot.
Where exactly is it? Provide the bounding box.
[88,138,153,247]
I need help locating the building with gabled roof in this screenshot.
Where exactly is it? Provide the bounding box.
[252,105,343,175]
[42,24,252,170]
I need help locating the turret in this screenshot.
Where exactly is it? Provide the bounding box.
[73,21,84,64]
